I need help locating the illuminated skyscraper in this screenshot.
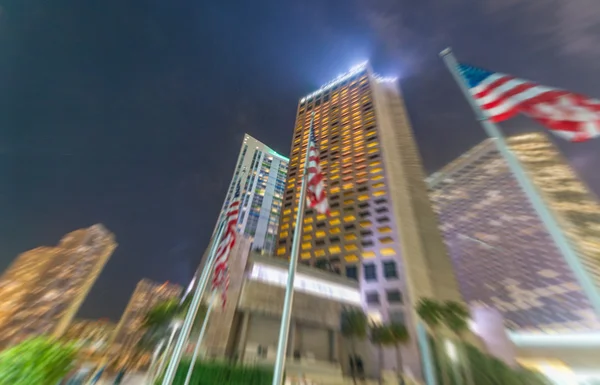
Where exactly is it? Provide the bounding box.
[215,134,288,255]
[428,132,600,332]
[64,318,116,353]
[276,62,463,337]
[0,224,116,348]
[111,279,182,352]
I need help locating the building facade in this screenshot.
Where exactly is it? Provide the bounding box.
[428,132,600,333]
[64,318,116,353]
[0,224,116,348]
[275,63,465,375]
[215,134,288,255]
[111,279,182,351]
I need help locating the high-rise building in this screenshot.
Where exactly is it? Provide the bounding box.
[111,279,182,352]
[0,224,116,348]
[64,318,116,353]
[275,62,463,352]
[215,134,288,255]
[428,132,600,333]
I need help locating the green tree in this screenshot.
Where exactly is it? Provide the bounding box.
[370,324,394,385]
[416,298,450,385]
[441,301,474,385]
[340,307,368,385]
[0,337,78,385]
[389,322,410,385]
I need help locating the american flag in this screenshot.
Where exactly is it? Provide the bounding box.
[211,178,242,308]
[305,122,329,214]
[458,63,600,142]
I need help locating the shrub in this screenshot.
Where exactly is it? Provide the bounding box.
[0,337,78,385]
[157,359,274,385]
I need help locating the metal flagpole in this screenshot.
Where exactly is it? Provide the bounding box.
[183,291,218,385]
[440,47,600,317]
[160,220,226,385]
[271,112,315,385]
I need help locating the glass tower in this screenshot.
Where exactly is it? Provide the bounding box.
[428,132,600,332]
[216,134,289,255]
[0,224,117,348]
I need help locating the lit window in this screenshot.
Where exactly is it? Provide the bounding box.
[344,215,356,222]
[281,223,290,230]
[280,231,289,238]
[329,245,342,254]
[367,142,378,148]
[301,252,311,259]
[343,199,354,205]
[330,210,340,217]
[304,217,314,224]
[378,226,392,233]
[379,237,393,244]
[371,175,384,181]
[330,186,341,194]
[360,220,372,228]
[345,244,358,252]
[302,234,312,241]
[283,209,291,215]
[373,190,386,197]
[363,251,376,259]
[343,183,353,190]
[330,218,341,226]
[315,249,326,257]
[330,227,341,234]
[344,234,357,241]
[371,168,383,174]
[373,182,385,189]
[370,161,381,167]
[277,247,286,256]
[358,194,369,201]
[302,242,311,250]
[381,248,396,256]
[317,214,327,221]
[303,225,313,232]
[368,148,378,154]
[316,230,326,238]
[345,255,359,263]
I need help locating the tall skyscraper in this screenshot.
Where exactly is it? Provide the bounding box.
[0,224,116,348]
[215,134,288,255]
[428,132,600,332]
[275,62,463,332]
[64,318,116,353]
[111,279,182,352]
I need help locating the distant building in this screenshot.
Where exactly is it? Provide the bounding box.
[64,318,116,353]
[428,132,600,333]
[0,224,116,348]
[110,279,182,367]
[214,134,288,255]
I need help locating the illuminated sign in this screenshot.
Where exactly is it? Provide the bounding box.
[300,62,368,103]
[249,263,361,305]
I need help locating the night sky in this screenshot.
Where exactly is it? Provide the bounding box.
[1,0,599,320]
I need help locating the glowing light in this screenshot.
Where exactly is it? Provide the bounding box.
[445,340,459,362]
[300,61,369,103]
[508,331,600,347]
[249,263,361,305]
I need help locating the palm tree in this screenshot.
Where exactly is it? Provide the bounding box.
[370,324,394,385]
[340,307,368,385]
[416,298,450,385]
[441,301,474,385]
[388,322,409,385]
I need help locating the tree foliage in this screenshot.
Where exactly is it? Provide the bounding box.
[0,337,78,385]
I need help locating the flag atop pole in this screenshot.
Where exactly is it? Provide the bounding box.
[440,47,600,319]
[271,112,328,385]
[456,63,600,142]
[211,177,242,308]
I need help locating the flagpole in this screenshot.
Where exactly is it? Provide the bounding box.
[160,220,226,385]
[440,47,600,317]
[272,112,315,385]
[183,291,218,385]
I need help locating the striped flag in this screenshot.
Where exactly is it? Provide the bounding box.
[306,124,329,215]
[458,63,600,142]
[211,178,242,308]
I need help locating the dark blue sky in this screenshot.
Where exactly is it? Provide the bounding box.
[1,0,599,320]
